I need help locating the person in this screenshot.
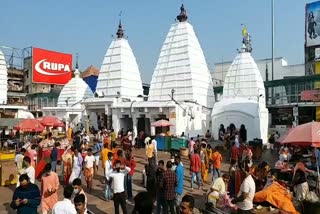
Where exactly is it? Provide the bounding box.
[175,155,184,214]
[82,132,90,143]
[72,178,87,207]
[125,149,136,201]
[17,156,35,187]
[190,148,201,190]
[219,124,225,141]
[200,143,209,182]
[10,174,41,214]
[188,137,195,158]
[180,195,195,214]
[73,132,82,151]
[26,145,37,167]
[152,137,158,161]
[93,138,102,171]
[293,169,309,201]
[239,124,247,143]
[145,137,155,161]
[15,148,26,176]
[84,148,95,192]
[69,148,83,184]
[62,147,73,184]
[205,130,212,139]
[132,192,153,214]
[234,131,240,148]
[163,161,177,214]
[114,149,126,166]
[52,185,77,214]
[109,160,131,214]
[241,144,253,167]
[51,142,59,172]
[101,142,111,175]
[74,194,91,214]
[207,174,230,206]
[156,160,165,214]
[232,160,256,213]
[269,134,275,152]
[231,142,239,163]
[145,157,157,201]
[104,152,114,201]
[110,129,117,149]
[211,147,222,181]
[127,129,133,146]
[41,163,59,214]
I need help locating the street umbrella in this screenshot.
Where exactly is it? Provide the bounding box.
[13,118,45,132]
[280,121,320,147]
[151,119,173,127]
[39,116,65,127]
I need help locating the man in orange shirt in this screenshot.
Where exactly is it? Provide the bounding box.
[101,143,111,176]
[211,147,222,181]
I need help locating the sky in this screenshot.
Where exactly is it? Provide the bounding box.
[0,0,314,83]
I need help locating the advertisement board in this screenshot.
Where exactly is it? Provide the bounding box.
[32,47,72,85]
[306,1,320,47]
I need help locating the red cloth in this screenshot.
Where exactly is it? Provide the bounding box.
[190,153,201,172]
[231,146,239,160]
[126,158,136,176]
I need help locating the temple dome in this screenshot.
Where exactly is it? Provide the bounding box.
[223,51,265,106]
[0,49,7,104]
[148,5,214,107]
[96,22,143,100]
[57,69,93,108]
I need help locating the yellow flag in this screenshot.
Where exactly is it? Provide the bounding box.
[242,26,247,37]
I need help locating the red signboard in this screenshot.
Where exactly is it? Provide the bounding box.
[32,47,72,85]
[301,89,320,101]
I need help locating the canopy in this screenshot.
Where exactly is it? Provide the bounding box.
[280,121,320,147]
[38,116,65,127]
[14,119,45,132]
[151,119,173,127]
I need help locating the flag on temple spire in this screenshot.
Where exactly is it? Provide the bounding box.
[242,24,247,37]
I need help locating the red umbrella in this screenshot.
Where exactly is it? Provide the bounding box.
[151,119,173,127]
[39,116,65,127]
[14,119,45,132]
[280,121,320,147]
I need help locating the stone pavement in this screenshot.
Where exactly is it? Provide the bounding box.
[0,147,277,214]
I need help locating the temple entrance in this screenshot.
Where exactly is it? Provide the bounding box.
[137,115,151,135]
[119,115,133,132]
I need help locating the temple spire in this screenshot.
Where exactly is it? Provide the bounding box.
[74,53,80,77]
[240,24,252,53]
[177,4,188,22]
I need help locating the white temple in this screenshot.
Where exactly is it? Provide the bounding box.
[42,65,95,129]
[148,4,214,108]
[95,21,143,100]
[0,49,8,104]
[211,29,269,143]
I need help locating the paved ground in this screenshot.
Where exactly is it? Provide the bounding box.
[0,145,277,214]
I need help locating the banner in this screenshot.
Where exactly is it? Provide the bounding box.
[32,47,72,85]
[306,1,320,47]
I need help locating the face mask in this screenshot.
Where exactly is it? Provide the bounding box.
[73,189,80,194]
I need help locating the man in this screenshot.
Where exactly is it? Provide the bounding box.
[93,139,102,171]
[101,142,111,182]
[15,148,26,175]
[114,149,126,166]
[82,132,90,143]
[179,195,195,214]
[109,160,131,214]
[156,160,165,214]
[110,129,117,149]
[151,137,158,162]
[163,161,177,214]
[125,149,136,201]
[10,174,41,214]
[145,137,154,161]
[73,132,82,151]
[17,156,35,187]
[231,142,239,163]
[190,149,201,190]
[51,142,59,172]
[132,192,153,214]
[211,147,222,180]
[104,152,114,201]
[84,148,95,192]
[188,137,195,158]
[207,174,230,205]
[52,185,77,214]
[72,178,87,207]
[74,194,91,214]
[41,163,60,214]
[232,160,256,213]
[175,155,184,213]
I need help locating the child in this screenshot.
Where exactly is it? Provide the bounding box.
[84,148,95,192]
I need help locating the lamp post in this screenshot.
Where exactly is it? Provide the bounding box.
[171,89,175,100]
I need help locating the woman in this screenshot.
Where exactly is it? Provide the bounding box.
[69,148,83,184]
[61,146,72,184]
[207,174,230,206]
[239,124,247,143]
